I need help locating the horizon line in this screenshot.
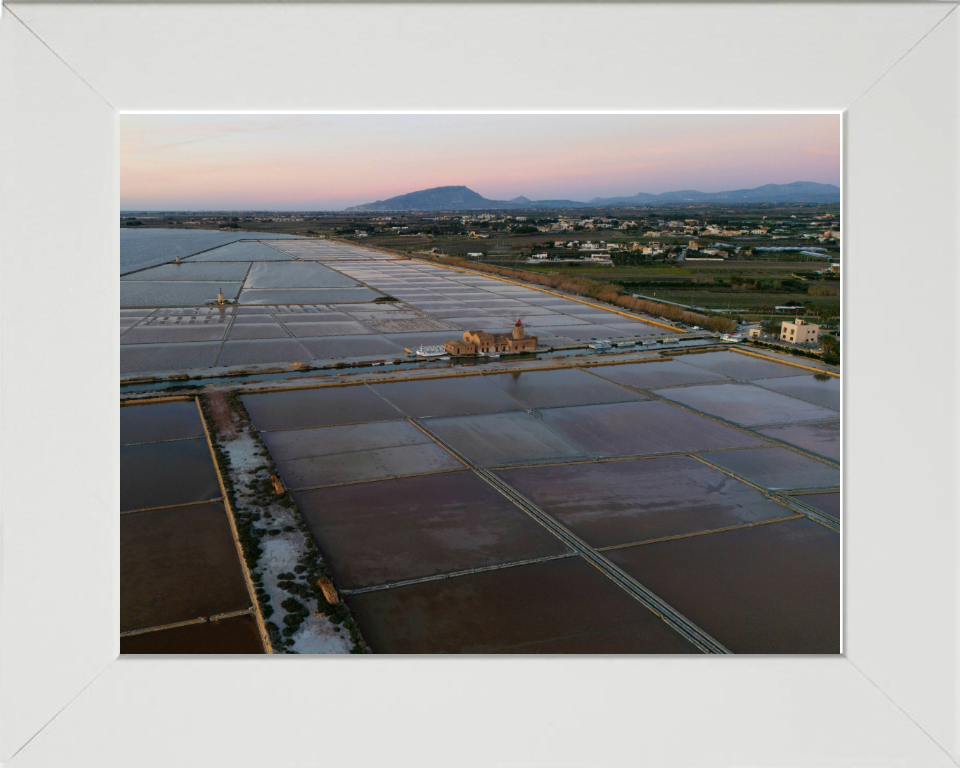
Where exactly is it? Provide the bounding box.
[121,180,841,214]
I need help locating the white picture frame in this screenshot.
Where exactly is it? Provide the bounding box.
[0,3,957,766]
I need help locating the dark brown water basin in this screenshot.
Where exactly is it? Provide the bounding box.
[496,457,791,548]
[216,338,313,367]
[371,376,523,418]
[757,421,840,462]
[605,517,840,654]
[752,374,841,411]
[121,502,251,632]
[228,323,290,340]
[262,420,463,489]
[654,383,838,427]
[675,351,810,381]
[120,400,205,445]
[700,447,840,491]
[120,341,222,376]
[346,556,699,654]
[794,492,841,519]
[539,400,766,457]
[243,385,402,431]
[120,325,228,345]
[424,411,588,467]
[293,471,569,590]
[485,368,646,409]
[120,438,222,511]
[121,613,264,654]
[590,359,730,390]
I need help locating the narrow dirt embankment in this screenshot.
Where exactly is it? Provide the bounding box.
[206,390,238,440]
[200,391,369,654]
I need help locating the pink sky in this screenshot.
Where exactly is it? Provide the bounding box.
[120,114,840,210]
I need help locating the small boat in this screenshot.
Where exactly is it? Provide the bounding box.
[486,353,500,358]
[660,338,679,345]
[720,334,742,344]
[589,340,612,349]
[615,341,636,348]
[439,356,451,361]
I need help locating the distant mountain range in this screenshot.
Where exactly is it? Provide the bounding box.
[345,182,840,212]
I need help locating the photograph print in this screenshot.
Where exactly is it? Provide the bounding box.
[119,114,841,655]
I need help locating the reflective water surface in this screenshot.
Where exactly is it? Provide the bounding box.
[263,420,463,488]
[121,503,251,632]
[496,457,790,547]
[752,374,841,410]
[539,400,767,457]
[243,385,401,431]
[654,383,838,427]
[120,400,205,445]
[121,614,264,654]
[485,368,646,409]
[425,411,589,467]
[294,471,569,590]
[605,517,840,654]
[372,376,523,418]
[700,447,840,490]
[346,556,699,653]
[120,439,222,511]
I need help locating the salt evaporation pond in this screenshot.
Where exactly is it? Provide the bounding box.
[120,228,301,273]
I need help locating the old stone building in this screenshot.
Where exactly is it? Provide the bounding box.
[443,337,477,356]
[444,320,538,356]
[505,320,537,352]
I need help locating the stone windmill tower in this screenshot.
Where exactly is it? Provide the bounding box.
[512,315,529,340]
[507,313,537,351]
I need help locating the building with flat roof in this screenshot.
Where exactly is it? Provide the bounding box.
[781,318,820,344]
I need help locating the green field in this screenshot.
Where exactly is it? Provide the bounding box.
[627,289,839,313]
[521,264,694,276]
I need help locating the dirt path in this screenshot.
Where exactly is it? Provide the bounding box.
[206,390,238,440]
[202,393,359,654]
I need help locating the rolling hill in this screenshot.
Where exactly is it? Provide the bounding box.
[345,182,840,212]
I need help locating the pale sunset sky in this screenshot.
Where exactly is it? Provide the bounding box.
[120,114,841,211]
